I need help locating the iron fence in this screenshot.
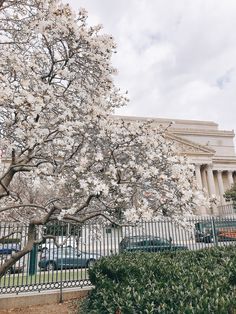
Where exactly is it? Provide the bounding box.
[1,215,236,295]
[218,203,236,216]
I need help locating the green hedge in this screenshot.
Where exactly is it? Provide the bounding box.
[85,246,236,314]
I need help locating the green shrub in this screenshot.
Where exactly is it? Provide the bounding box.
[86,246,236,313]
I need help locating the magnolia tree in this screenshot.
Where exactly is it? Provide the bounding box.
[0,0,208,276]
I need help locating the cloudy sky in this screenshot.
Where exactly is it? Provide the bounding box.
[67,0,236,132]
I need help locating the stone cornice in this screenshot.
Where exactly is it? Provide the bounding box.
[112,114,218,127]
[213,157,236,164]
[112,115,235,137]
[171,128,235,137]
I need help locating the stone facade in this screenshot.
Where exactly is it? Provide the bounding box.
[115,115,236,213]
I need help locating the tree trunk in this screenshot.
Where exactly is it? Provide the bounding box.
[0,223,36,278]
[0,0,5,8]
[0,167,15,199]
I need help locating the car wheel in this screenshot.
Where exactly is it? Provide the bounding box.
[87,259,95,268]
[204,236,213,243]
[46,261,56,271]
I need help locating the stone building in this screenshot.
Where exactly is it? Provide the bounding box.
[116,115,236,214]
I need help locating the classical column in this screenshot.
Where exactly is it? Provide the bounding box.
[206,165,216,196]
[195,164,202,190]
[201,168,208,195]
[217,170,225,204]
[227,170,234,188]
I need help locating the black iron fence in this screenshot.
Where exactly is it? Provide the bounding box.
[1,215,236,294]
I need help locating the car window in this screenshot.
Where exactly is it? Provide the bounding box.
[151,238,170,246]
[122,237,171,247]
[144,240,154,246]
[136,240,147,246]
[132,239,158,246]
[129,238,139,244]
[65,247,77,256]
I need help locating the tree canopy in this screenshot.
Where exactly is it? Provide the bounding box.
[0,0,208,276]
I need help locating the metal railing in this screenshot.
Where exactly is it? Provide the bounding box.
[1,215,236,295]
[218,203,236,216]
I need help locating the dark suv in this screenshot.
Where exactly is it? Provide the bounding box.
[119,236,188,253]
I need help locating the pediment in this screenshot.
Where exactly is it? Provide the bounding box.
[165,132,215,156]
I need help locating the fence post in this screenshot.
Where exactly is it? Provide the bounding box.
[211,217,218,247]
[29,243,37,275]
[59,245,63,303]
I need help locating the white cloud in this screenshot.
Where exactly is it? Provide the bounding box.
[66,0,236,132]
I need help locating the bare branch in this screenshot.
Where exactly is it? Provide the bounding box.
[0,230,21,242]
[30,205,60,225]
[0,0,5,9]
[64,212,128,227]
[0,203,49,213]
[0,223,36,277]
[74,194,97,214]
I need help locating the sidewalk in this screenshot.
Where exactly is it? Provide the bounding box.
[0,286,91,311]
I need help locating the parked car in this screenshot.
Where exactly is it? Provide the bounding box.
[38,238,77,252]
[195,220,236,243]
[7,259,24,274]
[0,243,21,255]
[0,255,24,274]
[119,236,188,253]
[38,240,57,252]
[38,246,100,270]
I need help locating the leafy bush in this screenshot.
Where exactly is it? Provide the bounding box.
[85,246,236,313]
[224,183,236,208]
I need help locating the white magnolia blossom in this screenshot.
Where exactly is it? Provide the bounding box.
[124,208,139,222]
[0,0,210,276]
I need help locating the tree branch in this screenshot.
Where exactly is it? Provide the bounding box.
[74,194,97,214]
[30,205,60,225]
[0,203,49,213]
[0,230,21,242]
[64,212,129,227]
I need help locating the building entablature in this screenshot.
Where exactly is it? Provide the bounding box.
[171,128,235,138]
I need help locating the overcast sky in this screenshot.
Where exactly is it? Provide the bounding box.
[66,0,236,132]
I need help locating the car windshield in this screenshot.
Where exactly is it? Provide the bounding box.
[121,236,170,246]
[46,247,80,255]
